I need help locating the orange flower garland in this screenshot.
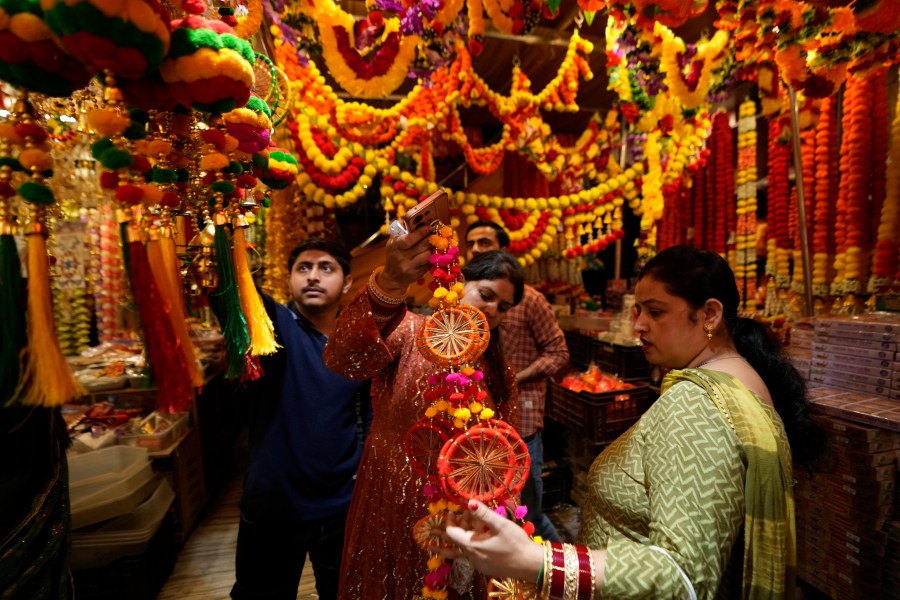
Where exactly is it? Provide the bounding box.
[766,116,790,293]
[811,96,837,300]
[871,71,900,288]
[832,74,873,296]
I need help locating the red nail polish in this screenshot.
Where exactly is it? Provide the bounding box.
[468,500,478,511]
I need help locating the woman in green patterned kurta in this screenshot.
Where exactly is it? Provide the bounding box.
[440,246,827,599]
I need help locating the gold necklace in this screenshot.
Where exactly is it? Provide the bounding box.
[693,354,746,369]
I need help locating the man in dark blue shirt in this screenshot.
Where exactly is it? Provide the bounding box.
[232,237,370,600]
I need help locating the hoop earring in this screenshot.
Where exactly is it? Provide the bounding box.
[704,324,714,340]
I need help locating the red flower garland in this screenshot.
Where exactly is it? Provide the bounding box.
[812,97,837,258]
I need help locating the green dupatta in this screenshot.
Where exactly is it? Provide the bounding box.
[662,368,796,600]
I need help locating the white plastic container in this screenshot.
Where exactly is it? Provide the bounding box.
[69,446,156,529]
[71,478,175,570]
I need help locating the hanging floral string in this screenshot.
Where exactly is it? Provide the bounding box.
[872,70,900,289]
[811,96,837,305]
[766,115,790,300]
[832,74,874,299]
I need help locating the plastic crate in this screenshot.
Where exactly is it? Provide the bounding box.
[546,377,653,445]
[564,330,593,367]
[587,339,650,381]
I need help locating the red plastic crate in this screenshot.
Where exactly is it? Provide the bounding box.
[547,376,653,445]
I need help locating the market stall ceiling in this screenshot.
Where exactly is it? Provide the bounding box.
[295,0,719,134]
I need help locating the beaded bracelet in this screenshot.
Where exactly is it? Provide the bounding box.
[368,266,408,307]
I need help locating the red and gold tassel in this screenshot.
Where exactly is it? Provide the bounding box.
[128,232,194,413]
[146,227,204,388]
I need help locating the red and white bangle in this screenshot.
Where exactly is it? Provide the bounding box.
[538,542,595,600]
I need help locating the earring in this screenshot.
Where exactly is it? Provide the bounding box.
[704,324,714,340]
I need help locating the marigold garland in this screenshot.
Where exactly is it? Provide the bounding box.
[832,74,873,297]
[871,69,900,288]
[811,96,837,300]
[654,21,730,110]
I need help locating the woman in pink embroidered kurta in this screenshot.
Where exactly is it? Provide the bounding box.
[324,229,522,600]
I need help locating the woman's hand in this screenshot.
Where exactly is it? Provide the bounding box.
[378,226,433,294]
[437,500,544,582]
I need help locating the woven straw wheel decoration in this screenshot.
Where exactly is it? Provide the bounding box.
[415,304,490,369]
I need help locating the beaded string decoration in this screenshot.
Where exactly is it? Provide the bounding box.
[403,222,534,600]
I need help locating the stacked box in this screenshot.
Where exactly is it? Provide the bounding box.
[796,415,899,599]
[809,314,900,399]
[808,388,900,433]
[884,522,900,598]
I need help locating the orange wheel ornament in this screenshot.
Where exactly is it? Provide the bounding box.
[416,305,490,368]
[404,417,454,480]
[437,424,530,504]
[412,510,456,551]
[487,578,539,599]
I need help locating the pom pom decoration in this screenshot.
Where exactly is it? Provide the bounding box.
[160,15,255,113]
[0,0,93,96]
[39,0,171,79]
[224,97,273,154]
[400,213,532,599]
[258,148,298,190]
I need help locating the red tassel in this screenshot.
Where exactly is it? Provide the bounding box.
[128,239,194,413]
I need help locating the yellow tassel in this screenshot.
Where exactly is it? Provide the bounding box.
[18,232,86,406]
[147,236,204,387]
[232,226,279,355]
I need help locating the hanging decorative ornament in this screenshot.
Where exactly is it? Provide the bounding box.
[403,221,532,599]
[0,0,94,96]
[2,97,86,407]
[40,0,171,80]
[160,14,255,113]
[0,138,26,406]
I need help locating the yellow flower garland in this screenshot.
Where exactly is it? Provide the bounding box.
[655,21,730,110]
[309,1,420,98]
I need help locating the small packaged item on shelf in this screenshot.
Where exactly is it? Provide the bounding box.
[117,412,189,451]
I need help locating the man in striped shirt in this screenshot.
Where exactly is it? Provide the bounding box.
[465,220,569,542]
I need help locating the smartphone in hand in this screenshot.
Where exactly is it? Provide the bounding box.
[403,190,451,233]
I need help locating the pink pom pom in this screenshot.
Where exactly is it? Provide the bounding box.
[514,505,528,519]
[493,506,506,516]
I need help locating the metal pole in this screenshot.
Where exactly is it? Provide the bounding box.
[787,86,814,317]
[615,114,627,281]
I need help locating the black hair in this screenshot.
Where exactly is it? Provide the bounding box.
[638,245,827,469]
[461,250,524,306]
[464,220,511,249]
[287,237,352,276]
[459,250,524,410]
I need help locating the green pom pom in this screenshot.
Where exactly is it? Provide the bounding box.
[91,138,114,159]
[225,161,243,175]
[210,180,235,194]
[245,96,272,118]
[252,153,268,170]
[98,148,134,170]
[218,7,234,15]
[261,196,270,208]
[128,108,149,124]
[0,157,24,171]
[123,121,147,140]
[176,168,190,183]
[150,166,178,184]
[18,181,55,205]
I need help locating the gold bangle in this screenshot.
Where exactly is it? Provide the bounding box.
[540,541,553,600]
[368,266,407,306]
[563,543,579,600]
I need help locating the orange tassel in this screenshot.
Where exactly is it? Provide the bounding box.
[147,235,204,387]
[232,226,279,356]
[17,231,86,407]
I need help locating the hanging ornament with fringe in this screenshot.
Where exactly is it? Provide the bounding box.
[126,220,194,413]
[232,214,278,356]
[0,181,25,406]
[7,97,86,407]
